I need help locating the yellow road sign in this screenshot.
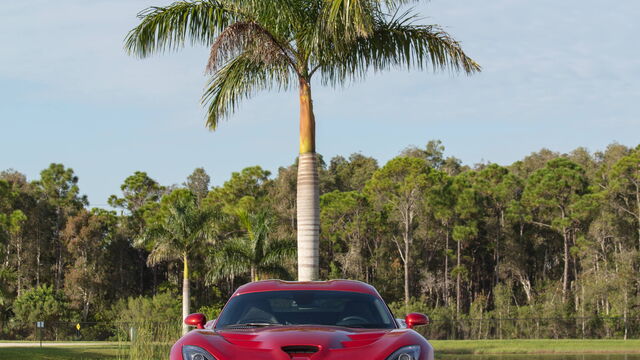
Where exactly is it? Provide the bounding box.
[76,323,81,331]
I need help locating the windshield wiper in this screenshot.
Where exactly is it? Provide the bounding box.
[225,322,282,328]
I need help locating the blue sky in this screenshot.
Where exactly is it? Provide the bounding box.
[1,0,638,207]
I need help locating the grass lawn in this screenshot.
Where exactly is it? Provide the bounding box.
[1,340,639,358]
[0,346,126,360]
[432,339,640,354]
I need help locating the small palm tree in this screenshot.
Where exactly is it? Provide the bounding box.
[208,210,295,283]
[126,0,480,281]
[142,189,218,335]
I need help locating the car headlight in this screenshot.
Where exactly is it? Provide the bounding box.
[385,345,421,360]
[182,345,217,360]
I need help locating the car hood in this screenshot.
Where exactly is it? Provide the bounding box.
[171,325,432,360]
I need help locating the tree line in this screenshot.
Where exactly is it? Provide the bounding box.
[1,140,639,339]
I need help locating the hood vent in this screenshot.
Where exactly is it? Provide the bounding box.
[282,345,320,356]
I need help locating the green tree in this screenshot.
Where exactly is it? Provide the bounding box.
[327,153,378,192]
[62,209,115,321]
[1,171,55,290]
[108,171,165,218]
[0,267,15,330]
[0,179,18,327]
[403,140,446,168]
[403,140,465,175]
[126,0,479,281]
[0,180,12,244]
[203,166,272,238]
[185,167,211,204]
[109,171,166,295]
[521,158,591,303]
[451,174,480,316]
[510,148,559,179]
[204,166,271,211]
[35,164,87,291]
[13,285,68,325]
[6,210,27,297]
[473,164,521,288]
[320,190,377,280]
[268,164,298,238]
[605,147,640,249]
[141,189,219,334]
[208,210,295,283]
[365,157,430,305]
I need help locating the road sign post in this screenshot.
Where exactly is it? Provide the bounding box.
[36,321,44,348]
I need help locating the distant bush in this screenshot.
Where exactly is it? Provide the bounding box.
[111,292,181,359]
[388,297,434,318]
[196,304,224,322]
[13,285,69,324]
[112,291,181,326]
[12,285,70,339]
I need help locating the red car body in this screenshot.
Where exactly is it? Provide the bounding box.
[171,280,433,360]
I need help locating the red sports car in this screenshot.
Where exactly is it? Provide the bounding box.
[172,280,433,360]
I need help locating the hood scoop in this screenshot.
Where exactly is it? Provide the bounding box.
[282,345,320,358]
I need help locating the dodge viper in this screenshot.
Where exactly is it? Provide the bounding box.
[171,279,433,360]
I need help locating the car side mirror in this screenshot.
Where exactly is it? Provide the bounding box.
[405,313,429,329]
[184,313,207,329]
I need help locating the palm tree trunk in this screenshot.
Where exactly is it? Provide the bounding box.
[182,254,190,335]
[297,78,319,281]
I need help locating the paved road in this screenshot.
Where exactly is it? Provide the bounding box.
[0,342,120,347]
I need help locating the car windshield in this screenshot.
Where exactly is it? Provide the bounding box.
[216,290,396,329]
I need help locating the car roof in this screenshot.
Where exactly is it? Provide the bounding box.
[232,279,381,297]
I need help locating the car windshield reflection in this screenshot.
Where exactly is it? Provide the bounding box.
[216,290,396,329]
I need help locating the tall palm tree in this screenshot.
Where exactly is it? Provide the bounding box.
[208,210,295,282]
[126,0,480,281]
[142,189,218,335]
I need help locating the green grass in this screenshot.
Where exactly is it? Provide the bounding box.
[432,339,640,354]
[0,346,126,360]
[2,340,639,359]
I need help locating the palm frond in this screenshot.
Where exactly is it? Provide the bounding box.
[257,263,292,280]
[137,225,174,249]
[125,0,239,58]
[235,208,251,235]
[323,0,419,39]
[220,237,253,258]
[261,238,297,266]
[206,21,296,73]
[201,52,295,129]
[316,10,481,86]
[143,191,220,267]
[221,0,301,38]
[248,211,272,264]
[326,0,377,37]
[147,242,182,266]
[184,206,221,251]
[207,238,252,281]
